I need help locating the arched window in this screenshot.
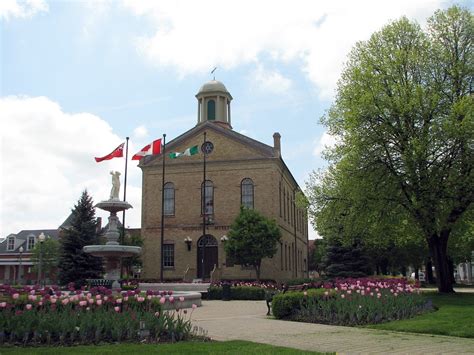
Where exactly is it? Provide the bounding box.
[241,178,254,209]
[207,99,216,120]
[164,182,175,216]
[201,180,214,215]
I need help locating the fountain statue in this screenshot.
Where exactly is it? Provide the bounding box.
[83,171,141,289]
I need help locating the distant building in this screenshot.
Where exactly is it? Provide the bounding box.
[139,80,309,282]
[0,229,59,284]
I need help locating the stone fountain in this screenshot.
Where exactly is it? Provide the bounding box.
[83,171,141,289]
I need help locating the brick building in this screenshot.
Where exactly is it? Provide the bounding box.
[140,80,309,282]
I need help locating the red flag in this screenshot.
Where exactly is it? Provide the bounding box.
[132,139,162,160]
[94,143,124,163]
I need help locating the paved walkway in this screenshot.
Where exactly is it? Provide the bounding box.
[192,300,474,354]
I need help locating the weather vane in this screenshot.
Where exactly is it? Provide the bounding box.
[211,67,217,80]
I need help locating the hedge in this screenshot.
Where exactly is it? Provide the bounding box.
[206,286,266,300]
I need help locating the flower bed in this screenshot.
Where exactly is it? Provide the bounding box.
[272,278,430,326]
[0,285,200,346]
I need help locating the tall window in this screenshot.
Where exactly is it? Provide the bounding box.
[241,178,254,209]
[279,181,282,217]
[163,182,175,216]
[163,244,175,267]
[201,180,214,215]
[7,237,14,251]
[27,236,35,250]
[207,99,216,120]
[280,242,283,270]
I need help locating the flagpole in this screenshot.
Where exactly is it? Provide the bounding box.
[160,134,166,283]
[122,137,129,241]
[201,131,206,280]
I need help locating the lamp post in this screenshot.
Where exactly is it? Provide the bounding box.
[37,232,45,287]
[18,246,24,285]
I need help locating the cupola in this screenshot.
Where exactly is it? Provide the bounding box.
[196,80,233,128]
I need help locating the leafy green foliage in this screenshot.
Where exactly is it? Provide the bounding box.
[31,237,59,279]
[225,207,281,281]
[58,191,104,287]
[307,6,473,293]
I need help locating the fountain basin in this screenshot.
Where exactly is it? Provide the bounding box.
[95,200,132,214]
[140,283,210,293]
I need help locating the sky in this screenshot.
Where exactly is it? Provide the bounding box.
[0,0,464,240]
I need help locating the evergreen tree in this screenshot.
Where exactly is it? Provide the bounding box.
[323,238,372,279]
[58,190,103,286]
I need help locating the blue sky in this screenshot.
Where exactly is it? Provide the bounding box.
[0,0,462,239]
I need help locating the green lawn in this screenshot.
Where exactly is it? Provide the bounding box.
[0,340,326,354]
[367,291,474,338]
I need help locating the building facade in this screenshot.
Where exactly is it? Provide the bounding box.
[140,80,309,282]
[0,229,59,285]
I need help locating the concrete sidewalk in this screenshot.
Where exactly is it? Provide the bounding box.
[191,300,474,354]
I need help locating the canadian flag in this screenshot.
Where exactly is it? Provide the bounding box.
[132,139,162,160]
[94,143,124,162]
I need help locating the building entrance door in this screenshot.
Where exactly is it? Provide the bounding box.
[197,235,218,279]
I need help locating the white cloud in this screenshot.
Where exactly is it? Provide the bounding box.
[313,131,339,157]
[252,65,292,94]
[133,125,148,139]
[122,0,442,99]
[0,0,48,20]
[0,96,142,238]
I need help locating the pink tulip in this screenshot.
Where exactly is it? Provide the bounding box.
[86,293,92,298]
[154,311,160,317]
[192,304,197,309]
[50,298,57,304]
[147,295,152,300]
[38,301,43,306]
[12,293,19,300]
[88,298,94,304]
[159,297,166,304]
[30,290,36,295]
[179,296,185,302]
[103,296,108,301]
[341,294,345,299]
[124,296,129,302]
[114,306,120,312]
[62,298,69,305]
[26,304,32,310]
[96,295,101,300]
[96,299,103,306]
[116,298,122,304]
[137,297,145,302]
[79,301,87,307]
[347,290,352,295]
[169,296,175,303]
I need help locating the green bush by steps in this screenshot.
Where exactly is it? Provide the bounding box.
[206,286,266,300]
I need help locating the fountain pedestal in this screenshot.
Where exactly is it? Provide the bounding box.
[83,199,141,289]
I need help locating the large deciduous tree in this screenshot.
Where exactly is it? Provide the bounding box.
[58,190,104,287]
[308,7,473,293]
[225,207,281,281]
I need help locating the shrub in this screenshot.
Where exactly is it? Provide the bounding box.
[231,286,265,300]
[272,289,325,319]
[206,286,266,300]
[206,286,222,300]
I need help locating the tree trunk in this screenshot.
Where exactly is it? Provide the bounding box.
[425,259,435,284]
[427,233,454,293]
[255,263,261,282]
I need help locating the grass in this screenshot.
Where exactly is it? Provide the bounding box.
[367,291,474,338]
[0,340,327,354]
